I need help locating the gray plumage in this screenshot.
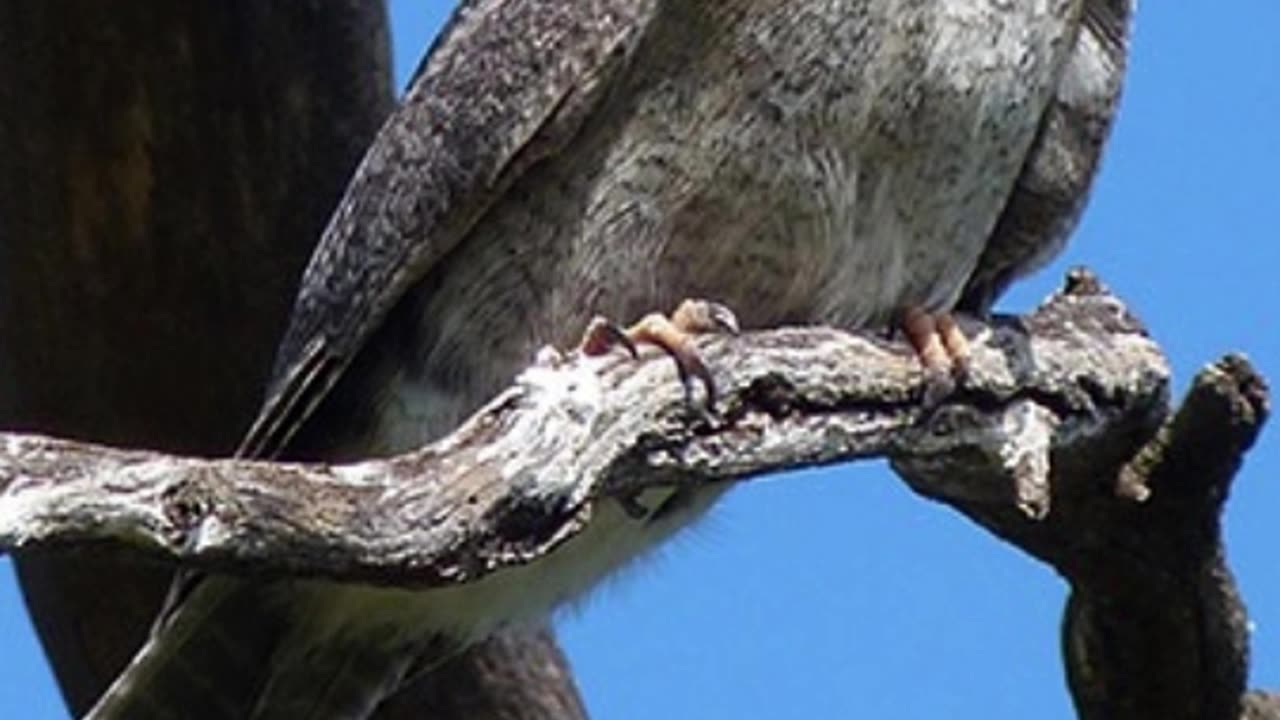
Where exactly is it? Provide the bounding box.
[89,1,1133,717]
[959,0,1131,312]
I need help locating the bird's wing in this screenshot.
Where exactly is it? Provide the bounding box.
[958,0,1134,314]
[238,0,663,458]
[94,8,669,713]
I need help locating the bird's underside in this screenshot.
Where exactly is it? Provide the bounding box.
[87,0,1132,717]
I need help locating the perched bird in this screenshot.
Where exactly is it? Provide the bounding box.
[89,0,1132,717]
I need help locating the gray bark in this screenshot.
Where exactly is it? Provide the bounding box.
[1,273,1273,718]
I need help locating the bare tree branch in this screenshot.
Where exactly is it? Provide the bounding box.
[1056,353,1268,720]
[0,272,1163,583]
[0,4,398,712]
[0,270,1271,718]
[1245,692,1280,720]
[0,5,585,716]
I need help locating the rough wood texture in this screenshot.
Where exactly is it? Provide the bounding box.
[0,4,585,718]
[0,3,390,712]
[1059,354,1268,720]
[0,275,1165,584]
[2,273,1271,716]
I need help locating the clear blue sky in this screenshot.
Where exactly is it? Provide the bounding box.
[3,3,1277,718]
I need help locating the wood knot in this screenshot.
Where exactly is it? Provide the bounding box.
[739,373,798,417]
[161,475,216,540]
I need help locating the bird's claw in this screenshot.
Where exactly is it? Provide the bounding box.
[580,316,639,359]
[900,306,970,389]
[578,299,739,410]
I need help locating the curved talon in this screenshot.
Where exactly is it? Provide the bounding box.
[577,299,737,409]
[673,299,740,336]
[579,315,638,358]
[624,312,719,409]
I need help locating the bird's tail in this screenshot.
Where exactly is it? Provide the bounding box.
[85,576,291,720]
[85,577,458,720]
[246,630,449,720]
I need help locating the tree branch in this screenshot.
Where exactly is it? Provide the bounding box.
[0,270,1271,717]
[0,5,585,716]
[0,271,1163,582]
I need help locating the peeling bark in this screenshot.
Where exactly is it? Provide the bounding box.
[2,275,1270,716]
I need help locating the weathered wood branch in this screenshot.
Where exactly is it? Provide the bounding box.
[1056,354,1269,720]
[0,6,583,717]
[0,272,1163,582]
[0,271,1271,718]
[0,4,399,713]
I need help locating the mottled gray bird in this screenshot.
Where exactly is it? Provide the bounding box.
[90,0,1132,717]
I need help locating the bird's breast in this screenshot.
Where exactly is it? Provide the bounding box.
[293,0,1090,672]
[567,0,1083,330]
[368,0,1085,474]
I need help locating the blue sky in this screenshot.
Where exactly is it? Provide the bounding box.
[3,3,1277,717]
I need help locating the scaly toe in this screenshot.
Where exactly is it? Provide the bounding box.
[575,299,739,410]
[901,306,969,380]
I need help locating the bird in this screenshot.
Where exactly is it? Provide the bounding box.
[88,0,1132,717]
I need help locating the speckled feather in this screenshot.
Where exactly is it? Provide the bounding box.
[959,0,1132,312]
[239,0,660,458]
[93,1,1134,718]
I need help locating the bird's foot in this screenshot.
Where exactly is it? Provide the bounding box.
[900,307,969,373]
[899,306,969,401]
[579,299,739,408]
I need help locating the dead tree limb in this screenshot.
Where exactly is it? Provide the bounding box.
[0,4,396,712]
[0,5,584,718]
[0,272,1163,582]
[0,271,1271,719]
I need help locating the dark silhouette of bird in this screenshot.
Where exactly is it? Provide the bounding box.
[89,0,1133,717]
